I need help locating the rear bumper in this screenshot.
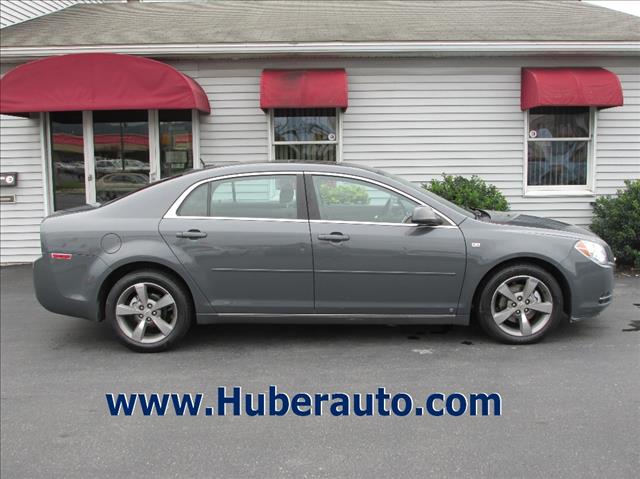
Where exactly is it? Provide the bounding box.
[33,254,105,321]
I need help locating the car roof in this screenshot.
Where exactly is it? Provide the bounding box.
[202,161,380,177]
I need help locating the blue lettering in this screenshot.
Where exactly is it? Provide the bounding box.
[426,393,444,416]
[218,387,241,416]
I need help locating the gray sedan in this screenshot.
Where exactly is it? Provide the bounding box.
[34,162,615,352]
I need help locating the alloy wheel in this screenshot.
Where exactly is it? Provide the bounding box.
[114,282,178,344]
[490,275,553,337]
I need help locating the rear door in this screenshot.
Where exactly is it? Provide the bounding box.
[306,173,466,315]
[160,172,314,313]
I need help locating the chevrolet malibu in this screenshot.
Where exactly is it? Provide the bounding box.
[34,162,614,352]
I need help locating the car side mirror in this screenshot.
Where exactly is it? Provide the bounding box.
[411,205,443,226]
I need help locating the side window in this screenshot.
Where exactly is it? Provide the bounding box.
[177,174,299,219]
[311,176,417,224]
[177,183,209,216]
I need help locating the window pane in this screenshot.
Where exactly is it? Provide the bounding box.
[210,175,298,219]
[93,110,149,202]
[312,176,417,223]
[50,112,85,210]
[177,183,208,216]
[528,107,590,138]
[159,110,193,178]
[274,108,336,142]
[275,144,336,162]
[527,140,588,186]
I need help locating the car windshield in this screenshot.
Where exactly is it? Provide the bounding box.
[368,167,475,219]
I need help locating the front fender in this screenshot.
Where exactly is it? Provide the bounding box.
[456,222,576,317]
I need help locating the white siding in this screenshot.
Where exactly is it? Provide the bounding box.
[1,55,638,263]
[174,56,640,227]
[0,113,45,263]
[0,1,102,28]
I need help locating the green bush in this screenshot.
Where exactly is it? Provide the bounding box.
[591,179,640,268]
[319,183,369,205]
[422,174,509,212]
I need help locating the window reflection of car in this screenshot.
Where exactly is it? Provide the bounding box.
[55,160,85,178]
[97,173,148,192]
[96,159,150,173]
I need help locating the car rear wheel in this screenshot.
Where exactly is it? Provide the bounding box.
[477,264,563,344]
[105,270,193,352]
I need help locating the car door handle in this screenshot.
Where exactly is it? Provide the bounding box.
[176,229,207,239]
[317,233,350,243]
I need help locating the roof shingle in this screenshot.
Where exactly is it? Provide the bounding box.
[1,0,639,48]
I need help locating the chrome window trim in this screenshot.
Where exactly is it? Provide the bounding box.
[171,216,307,223]
[164,170,458,228]
[309,219,457,229]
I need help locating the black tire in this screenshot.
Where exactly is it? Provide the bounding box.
[105,270,193,352]
[477,264,564,344]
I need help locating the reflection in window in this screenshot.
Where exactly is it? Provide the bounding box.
[159,110,193,178]
[312,175,416,223]
[177,175,298,219]
[273,108,338,162]
[50,111,85,211]
[527,107,591,186]
[93,110,149,202]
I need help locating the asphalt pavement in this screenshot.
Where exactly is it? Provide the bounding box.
[1,264,639,478]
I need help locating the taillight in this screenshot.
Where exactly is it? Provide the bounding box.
[50,253,72,260]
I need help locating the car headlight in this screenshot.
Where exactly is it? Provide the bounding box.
[574,240,608,265]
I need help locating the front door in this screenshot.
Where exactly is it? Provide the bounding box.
[306,174,466,315]
[160,173,314,313]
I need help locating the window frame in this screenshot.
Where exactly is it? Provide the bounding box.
[43,109,201,214]
[166,171,457,227]
[268,108,343,163]
[168,172,308,222]
[523,106,597,197]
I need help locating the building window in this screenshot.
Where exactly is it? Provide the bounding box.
[93,110,150,203]
[159,110,193,178]
[271,108,339,162]
[47,109,199,212]
[526,106,594,191]
[50,111,86,211]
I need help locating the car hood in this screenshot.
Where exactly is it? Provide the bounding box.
[483,210,597,238]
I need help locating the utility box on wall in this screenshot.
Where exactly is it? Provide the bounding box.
[0,172,18,186]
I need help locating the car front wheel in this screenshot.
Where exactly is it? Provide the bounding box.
[105,270,193,352]
[477,264,564,344]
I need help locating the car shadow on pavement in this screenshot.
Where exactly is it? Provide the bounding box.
[38,312,597,353]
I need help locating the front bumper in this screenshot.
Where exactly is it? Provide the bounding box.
[563,252,615,321]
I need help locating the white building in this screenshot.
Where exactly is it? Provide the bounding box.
[1,0,639,263]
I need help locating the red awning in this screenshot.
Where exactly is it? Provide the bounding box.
[260,69,348,110]
[0,53,210,117]
[521,67,623,110]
